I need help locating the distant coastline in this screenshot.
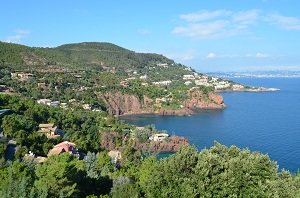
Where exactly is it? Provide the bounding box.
[207,70,300,79]
[217,87,280,93]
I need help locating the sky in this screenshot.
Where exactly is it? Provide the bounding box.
[1,0,300,72]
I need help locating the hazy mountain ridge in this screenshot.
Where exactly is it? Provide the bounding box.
[209,70,300,78]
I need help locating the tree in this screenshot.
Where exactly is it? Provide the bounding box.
[34,153,78,197]
[137,143,282,198]
[111,183,140,198]
[0,161,35,198]
[0,140,7,159]
[1,114,37,140]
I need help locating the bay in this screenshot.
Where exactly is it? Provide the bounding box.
[122,78,300,172]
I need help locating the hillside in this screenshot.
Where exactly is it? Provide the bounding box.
[0,41,268,115]
[0,41,174,73]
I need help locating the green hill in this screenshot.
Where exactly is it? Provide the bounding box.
[0,41,176,72]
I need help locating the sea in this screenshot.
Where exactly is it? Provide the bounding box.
[122,78,300,172]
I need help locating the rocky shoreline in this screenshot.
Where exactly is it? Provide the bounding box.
[100,132,189,153]
[103,91,225,116]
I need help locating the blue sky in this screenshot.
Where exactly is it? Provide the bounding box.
[1,0,300,72]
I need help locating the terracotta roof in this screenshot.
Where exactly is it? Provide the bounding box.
[47,141,77,156]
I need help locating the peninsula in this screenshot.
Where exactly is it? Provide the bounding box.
[0,41,275,116]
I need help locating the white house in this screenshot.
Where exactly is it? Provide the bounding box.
[152,80,172,86]
[183,75,195,80]
[149,133,169,142]
[37,99,52,105]
[184,81,192,86]
[140,74,148,80]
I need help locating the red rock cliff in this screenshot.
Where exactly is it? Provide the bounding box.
[133,136,189,153]
[102,92,144,115]
[184,91,225,109]
[100,132,189,153]
[102,91,225,116]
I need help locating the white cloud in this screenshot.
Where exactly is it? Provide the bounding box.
[179,10,231,22]
[232,10,260,26]
[255,52,270,58]
[246,53,271,58]
[173,9,260,39]
[266,14,300,30]
[172,10,300,40]
[164,50,196,62]
[172,20,232,39]
[206,52,217,59]
[5,29,30,44]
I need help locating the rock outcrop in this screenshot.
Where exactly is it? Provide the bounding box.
[184,91,225,109]
[102,91,225,116]
[133,136,189,153]
[100,132,189,153]
[102,92,144,115]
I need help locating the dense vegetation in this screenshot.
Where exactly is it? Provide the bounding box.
[1,94,300,197]
[0,41,175,73]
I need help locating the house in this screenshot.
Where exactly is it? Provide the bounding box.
[10,73,18,78]
[184,67,193,71]
[184,81,192,86]
[11,72,33,80]
[50,101,60,107]
[149,133,169,142]
[157,63,168,68]
[37,83,47,90]
[183,75,195,80]
[214,81,231,90]
[232,84,244,90]
[152,80,172,86]
[37,99,52,105]
[60,103,68,109]
[69,98,76,103]
[195,79,212,87]
[48,141,79,157]
[23,151,47,163]
[83,104,91,110]
[140,74,147,80]
[38,123,62,138]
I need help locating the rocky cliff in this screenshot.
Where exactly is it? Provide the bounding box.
[100,132,188,153]
[102,92,144,115]
[133,136,189,153]
[101,91,225,116]
[184,91,225,109]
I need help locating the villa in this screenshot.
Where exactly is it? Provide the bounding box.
[38,123,63,138]
[47,141,79,157]
[149,133,169,142]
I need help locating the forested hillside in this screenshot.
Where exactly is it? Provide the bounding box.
[0,41,175,72]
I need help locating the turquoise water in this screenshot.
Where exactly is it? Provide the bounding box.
[122,78,300,172]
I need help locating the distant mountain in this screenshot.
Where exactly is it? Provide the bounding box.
[208,71,300,78]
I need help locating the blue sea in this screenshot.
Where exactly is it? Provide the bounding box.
[122,78,300,172]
